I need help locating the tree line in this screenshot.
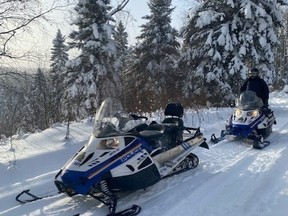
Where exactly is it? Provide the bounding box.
[1,0,288,137]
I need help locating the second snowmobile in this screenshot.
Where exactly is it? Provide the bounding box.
[211,90,276,149]
[47,98,209,215]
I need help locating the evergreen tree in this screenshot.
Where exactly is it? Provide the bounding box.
[131,0,180,112]
[113,20,134,109]
[113,20,129,99]
[114,21,129,60]
[50,29,69,122]
[121,46,140,112]
[179,0,288,106]
[28,68,50,131]
[62,0,121,120]
[275,9,288,89]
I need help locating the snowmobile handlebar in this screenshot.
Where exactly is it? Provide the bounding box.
[185,126,199,131]
[130,114,148,121]
[184,126,199,134]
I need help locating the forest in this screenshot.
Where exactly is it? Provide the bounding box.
[1,0,288,137]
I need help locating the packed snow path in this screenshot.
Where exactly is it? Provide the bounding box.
[0,90,288,216]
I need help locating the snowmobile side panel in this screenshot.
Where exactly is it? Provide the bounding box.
[153,135,205,165]
[110,163,161,190]
[151,134,206,177]
[256,126,272,138]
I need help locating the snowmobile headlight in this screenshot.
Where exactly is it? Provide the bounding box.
[247,110,259,117]
[234,109,242,117]
[75,152,86,162]
[105,138,120,149]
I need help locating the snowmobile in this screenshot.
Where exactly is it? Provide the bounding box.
[45,97,208,215]
[211,90,276,149]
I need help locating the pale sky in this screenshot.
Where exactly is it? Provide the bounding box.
[121,0,196,44]
[4,0,197,69]
[43,0,197,64]
[50,0,196,45]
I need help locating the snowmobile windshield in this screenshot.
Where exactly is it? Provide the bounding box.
[235,90,264,110]
[93,97,142,138]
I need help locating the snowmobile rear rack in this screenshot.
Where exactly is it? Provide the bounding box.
[184,127,209,149]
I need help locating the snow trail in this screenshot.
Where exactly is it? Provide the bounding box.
[0,91,288,216]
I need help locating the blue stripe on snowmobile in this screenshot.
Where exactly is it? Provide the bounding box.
[181,142,190,150]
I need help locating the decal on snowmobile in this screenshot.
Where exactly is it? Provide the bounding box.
[88,142,144,179]
[181,142,192,150]
[120,144,142,163]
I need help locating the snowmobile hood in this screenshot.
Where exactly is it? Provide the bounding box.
[59,135,151,195]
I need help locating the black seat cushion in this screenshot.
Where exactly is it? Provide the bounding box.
[162,117,184,127]
[164,102,184,118]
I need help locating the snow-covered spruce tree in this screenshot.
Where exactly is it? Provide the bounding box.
[179,0,288,106]
[62,0,121,120]
[27,68,50,131]
[113,21,141,111]
[50,29,69,123]
[274,9,288,88]
[114,21,140,112]
[114,21,128,62]
[121,46,141,112]
[131,0,180,112]
[113,21,129,101]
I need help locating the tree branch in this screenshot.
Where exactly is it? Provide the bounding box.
[0,6,57,35]
[109,0,130,16]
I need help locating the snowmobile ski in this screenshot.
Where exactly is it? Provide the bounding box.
[210,132,225,143]
[16,189,59,204]
[107,205,141,216]
[71,205,141,216]
[253,140,270,149]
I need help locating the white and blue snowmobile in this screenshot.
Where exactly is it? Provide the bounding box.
[16,97,208,216]
[211,90,276,149]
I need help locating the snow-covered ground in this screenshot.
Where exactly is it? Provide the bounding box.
[1,89,288,216]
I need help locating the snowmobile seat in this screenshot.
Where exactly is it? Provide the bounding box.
[162,102,185,144]
[162,117,184,127]
[139,124,174,149]
[162,102,184,130]
[163,102,184,118]
[128,123,149,133]
[139,124,166,139]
